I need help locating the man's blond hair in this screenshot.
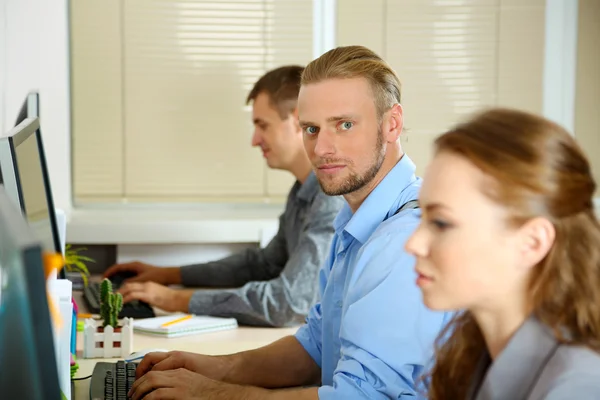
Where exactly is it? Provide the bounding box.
[302,45,401,120]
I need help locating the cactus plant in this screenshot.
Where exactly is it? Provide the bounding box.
[99,278,123,328]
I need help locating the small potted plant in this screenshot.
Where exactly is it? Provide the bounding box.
[83,279,133,359]
[64,244,94,289]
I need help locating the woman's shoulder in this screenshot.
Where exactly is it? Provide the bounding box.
[552,343,600,370]
[531,344,600,399]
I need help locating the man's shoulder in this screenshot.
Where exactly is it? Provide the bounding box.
[343,209,421,304]
[349,209,420,271]
[310,190,345,216]
[369,208,420,245]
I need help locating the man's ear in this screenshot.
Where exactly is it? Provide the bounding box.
[384,103,403,143]
[291,107,301,132]
[516,217,555,270]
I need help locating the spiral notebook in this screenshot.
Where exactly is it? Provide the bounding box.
[133,314,238,338]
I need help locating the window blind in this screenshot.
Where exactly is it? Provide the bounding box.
[71,0,313,203]
[337,0,545,177]
[574,0,600,196]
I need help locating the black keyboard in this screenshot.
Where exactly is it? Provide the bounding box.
[83,281,156,319]
[89,360,136,400]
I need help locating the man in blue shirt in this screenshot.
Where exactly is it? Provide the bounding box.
[129,45,450,400]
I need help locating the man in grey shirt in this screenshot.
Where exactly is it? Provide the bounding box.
[104,66,343,327]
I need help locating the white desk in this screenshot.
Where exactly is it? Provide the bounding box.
[72,292,297,399]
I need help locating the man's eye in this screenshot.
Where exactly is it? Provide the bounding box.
[340,121,353,130]
[305,126,319,135]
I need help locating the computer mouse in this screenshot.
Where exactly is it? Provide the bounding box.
[124,348,170,362]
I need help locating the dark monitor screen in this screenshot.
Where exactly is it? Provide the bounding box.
[0,118,63,266]
[0,184,62,400]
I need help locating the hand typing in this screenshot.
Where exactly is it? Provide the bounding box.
[129,368,225,400]
[118,282,193,313]
[103,261,181,285]
[136,351,227,381]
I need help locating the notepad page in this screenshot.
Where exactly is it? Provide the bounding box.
[133,314,238,337]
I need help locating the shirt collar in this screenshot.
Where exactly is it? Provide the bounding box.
[333,155,419,244]
[472,315,559,400]
[296,171,319,202]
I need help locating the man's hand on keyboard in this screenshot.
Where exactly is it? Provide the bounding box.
[118,281,193,313]
[135,351,228,381]
[104,261,182,285]
[128,368,269,400]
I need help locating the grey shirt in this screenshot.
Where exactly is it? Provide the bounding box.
[180,172,343,327]
[469,315,600,400]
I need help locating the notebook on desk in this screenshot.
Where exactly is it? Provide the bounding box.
[133,314,238,338]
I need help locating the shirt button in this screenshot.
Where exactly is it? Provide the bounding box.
[336,301,343,308]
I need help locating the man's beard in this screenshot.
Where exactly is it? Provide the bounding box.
[317,128,385,196]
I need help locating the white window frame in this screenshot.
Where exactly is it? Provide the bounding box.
[313,0,336,58]
[543,0,578,135]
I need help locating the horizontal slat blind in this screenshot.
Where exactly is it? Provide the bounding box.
[496,0,545,112]
[265,0,313,196]
[337,0,545,177]
[71,0,124,200]
[388,0,499,175]
[71,0,313,203]
[574,0,600,196]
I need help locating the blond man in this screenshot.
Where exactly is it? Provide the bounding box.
[128,46,450,400]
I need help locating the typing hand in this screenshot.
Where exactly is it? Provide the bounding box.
[129,368,239,400]
[136,351,227,381]
[103,261,181,285]
[118,282,193,313]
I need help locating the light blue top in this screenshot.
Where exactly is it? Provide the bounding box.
[295,155,452,399]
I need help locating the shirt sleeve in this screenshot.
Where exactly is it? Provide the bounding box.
[188,196,340,327]
[294,240,336,368]
[180,213,288,288]
[318,215,450,399]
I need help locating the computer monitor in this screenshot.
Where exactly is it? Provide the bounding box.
[11,94,66,272]
[0,184,62,400]
[15,91,40,126]
[0,117,63,264]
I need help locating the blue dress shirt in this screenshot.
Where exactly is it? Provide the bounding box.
[295,155,451,399]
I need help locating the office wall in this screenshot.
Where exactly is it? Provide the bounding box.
[1,0,71,214]
[0,2,6,133]
[3,0,40,130]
